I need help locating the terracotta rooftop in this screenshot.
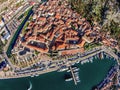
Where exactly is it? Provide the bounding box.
[19,0,96,55]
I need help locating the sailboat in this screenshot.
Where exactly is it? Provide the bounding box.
[28,81,32,90]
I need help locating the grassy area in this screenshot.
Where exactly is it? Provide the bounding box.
[10,54,28,68]
[84,42,102,51]
[18,7,33,21]
[10,54,18,65]
[0,40,4,54]
[0,16,2,20]
[3,7,8,11]
[21,21,29,35]
[29,15,33,21]
[24,7,33,16]
[18,14,24,20]
[21,8,33,35]
[71,23,76,30]
[34,50,40,56]
[15,0,24,8]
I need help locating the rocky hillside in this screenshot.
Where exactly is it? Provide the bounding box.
[68,0,120,48]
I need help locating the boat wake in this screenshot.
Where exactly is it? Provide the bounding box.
[28,81,32,90]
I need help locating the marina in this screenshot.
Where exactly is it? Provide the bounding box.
[68,66,80,85]
[57,66,68,72]
[0,58,116,90]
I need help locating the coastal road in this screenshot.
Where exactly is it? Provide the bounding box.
[1,46,119,79]
[3,51,15,71]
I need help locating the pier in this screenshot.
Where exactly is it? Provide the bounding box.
[70,66,77,85]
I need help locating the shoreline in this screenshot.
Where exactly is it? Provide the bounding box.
[0,68,58,80]
[0,46,119,80]
[0,57,116,90]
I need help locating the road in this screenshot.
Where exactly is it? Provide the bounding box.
[1,46,119,79]
[3,51,15,71]
[2,5,32,71]
[1,3,30,30]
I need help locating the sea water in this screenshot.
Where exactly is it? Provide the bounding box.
[0,58,116,90]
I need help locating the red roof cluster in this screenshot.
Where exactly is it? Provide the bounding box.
[21,0,94,55]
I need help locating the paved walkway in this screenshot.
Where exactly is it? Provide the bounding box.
[1,46,119,79]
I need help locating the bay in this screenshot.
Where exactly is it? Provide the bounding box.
[0,58,116,90]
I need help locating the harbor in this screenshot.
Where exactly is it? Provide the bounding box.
[0,58,116,90]
[0,46,119,80]
[64,66,80,85]
[68,66,80,85]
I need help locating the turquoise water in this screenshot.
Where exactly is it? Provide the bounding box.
[0,58,116,90]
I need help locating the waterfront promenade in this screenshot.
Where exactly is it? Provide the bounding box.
[0,46,119,79]
[0,67,58,79]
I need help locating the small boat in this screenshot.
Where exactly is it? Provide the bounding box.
[67,69,70,72]
[28,81,32,90]
[74,72,79,75]
[31,74,35,77]
[90,59,93,63]
[76,80,80,82]
[73,68,79,72]
[65,78,73,81]
[87,60,89,63]
[81,61,83,65]
[76,61,79,63]
[72,67,77,70]
[35,74,39,77]
[64,74,73,82]
[58,68,68,72]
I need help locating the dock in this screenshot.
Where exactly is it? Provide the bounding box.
[70,66,77,85]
